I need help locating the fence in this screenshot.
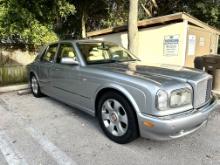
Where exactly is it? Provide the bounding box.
[0,65,27,86]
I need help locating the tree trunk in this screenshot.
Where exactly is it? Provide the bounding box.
[81,9,87,39]
[128,0,139,55]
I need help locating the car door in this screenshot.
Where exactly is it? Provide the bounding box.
[50,42,85,107]
[37,44,58,94]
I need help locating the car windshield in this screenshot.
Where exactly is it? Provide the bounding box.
[77,42,139,64]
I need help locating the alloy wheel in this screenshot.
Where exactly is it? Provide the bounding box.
[101,99,128,136]
[31,76,38,94]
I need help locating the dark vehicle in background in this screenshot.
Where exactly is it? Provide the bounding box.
[194,55,220,92]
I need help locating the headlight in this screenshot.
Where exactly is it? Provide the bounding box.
[170,88,192,108]
[156,88,192,111]
[156,90,168,110]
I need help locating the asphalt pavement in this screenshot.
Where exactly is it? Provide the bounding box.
[0,92,220,165]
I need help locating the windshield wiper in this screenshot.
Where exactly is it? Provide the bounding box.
[111,59,139,63]
[126,59,140,62]
[87,59,139,65]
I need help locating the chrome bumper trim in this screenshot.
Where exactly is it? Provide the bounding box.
[137,96,218,141]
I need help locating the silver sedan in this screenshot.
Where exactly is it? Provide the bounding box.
[28,40,217,144]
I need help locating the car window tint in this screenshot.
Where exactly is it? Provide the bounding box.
[56,43,77,63]
[42,44,58,62]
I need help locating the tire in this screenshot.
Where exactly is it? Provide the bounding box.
[30,75,43,98]
[97,91,139,144]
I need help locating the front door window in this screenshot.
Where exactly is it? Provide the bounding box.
[56,43,78,64]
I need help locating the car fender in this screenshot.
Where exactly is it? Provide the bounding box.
[94,82,146,114]
[29,69,40,84]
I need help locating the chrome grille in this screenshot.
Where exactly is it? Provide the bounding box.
[192,77,212,108]
[206,78,212,101]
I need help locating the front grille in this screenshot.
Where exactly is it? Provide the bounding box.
[192,77,212,108]
[206,78,212,101]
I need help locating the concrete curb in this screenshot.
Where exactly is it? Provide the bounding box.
[0,84,30,93]
[17,89,31,95]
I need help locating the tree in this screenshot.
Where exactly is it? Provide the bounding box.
[0,0,75,47]
[139,0,158,19]
[100,0,129,28]
[0,0,219,49]
[156,0,220,29]
[128,0,139,55]
[70,0,108,38]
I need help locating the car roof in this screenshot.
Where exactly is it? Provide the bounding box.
[59,39,105,43]
[47,39,114,47]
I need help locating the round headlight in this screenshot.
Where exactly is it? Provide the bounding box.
[156,90,168,110]
[170,88,192,108]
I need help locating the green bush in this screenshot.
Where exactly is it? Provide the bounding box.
[0,0,59,48]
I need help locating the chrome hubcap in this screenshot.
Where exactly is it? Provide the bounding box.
[110,112,118,122]
[31,77,38,94]
[101,99,128,136]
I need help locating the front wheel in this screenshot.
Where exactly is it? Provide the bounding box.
[97,92,139,144]
[30,75,43,98]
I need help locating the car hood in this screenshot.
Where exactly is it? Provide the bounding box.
[89,61,206,83]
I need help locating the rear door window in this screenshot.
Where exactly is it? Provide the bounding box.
[41,44,58,62]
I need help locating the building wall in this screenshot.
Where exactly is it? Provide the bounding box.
[185,25,219,67]
[0,49,36,65]
[92,22,187,66]
[0,49,35,86]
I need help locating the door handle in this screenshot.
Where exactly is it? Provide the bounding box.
[55,68,61,71]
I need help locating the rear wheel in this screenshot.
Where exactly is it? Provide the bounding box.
[97,92,139,144]
[30,75,43,97]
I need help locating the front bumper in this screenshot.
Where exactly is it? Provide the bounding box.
[137,96,218,141]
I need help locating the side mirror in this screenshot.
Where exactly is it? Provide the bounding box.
[60,57,79,65]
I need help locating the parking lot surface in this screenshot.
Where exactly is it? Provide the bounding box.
[0,92,219,165]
